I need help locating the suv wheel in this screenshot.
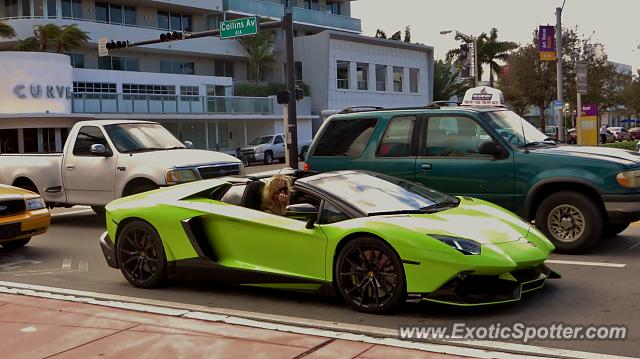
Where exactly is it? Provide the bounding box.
[535,191,603,253]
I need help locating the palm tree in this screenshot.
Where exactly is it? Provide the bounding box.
[15,37,39,51]
[55,24,90,53]
[476,28,519,87]
[34,23,61,51]
[433,59,471,101]
[238,30,276,82]
[0,20,16,39]
[446,28,518,87]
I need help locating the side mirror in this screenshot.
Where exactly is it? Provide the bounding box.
[184,141,194,149]
[478,141,505,157]
[90,144,112,157]
[286,203,319,229]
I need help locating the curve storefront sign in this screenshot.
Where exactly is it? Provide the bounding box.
[13,84,72,100]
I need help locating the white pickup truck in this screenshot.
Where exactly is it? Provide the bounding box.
[239,133,312,165]
[0,120,243,213]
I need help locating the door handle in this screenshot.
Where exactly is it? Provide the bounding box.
[65,164,76,170]
[420,163,432,170]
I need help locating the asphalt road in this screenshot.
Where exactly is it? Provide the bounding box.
[1,163,639,357]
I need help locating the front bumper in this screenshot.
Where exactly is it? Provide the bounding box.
[414,264,560,306]
[100,231,119,269]
[602,193,640,223]
[0,209,50,242]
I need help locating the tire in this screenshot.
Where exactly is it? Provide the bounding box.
[116,220,167,288]
[334,237,406,313]
[263,151,274,165]
[603,222,630,237]
[124,182,159,197]
[91,206,106,215]
[535,191,603,254]
[1,238,31,249]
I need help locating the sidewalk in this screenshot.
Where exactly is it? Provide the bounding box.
[0,293,467,359]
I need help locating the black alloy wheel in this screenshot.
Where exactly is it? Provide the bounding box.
[335,237,406,313]
[116,221,167,288]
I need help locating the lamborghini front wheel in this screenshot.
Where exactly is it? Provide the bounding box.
[116,220,167,288]
[335,237,406,313]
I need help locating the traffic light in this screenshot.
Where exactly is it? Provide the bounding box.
[105,40,130,50]
[459,43,471,79]
[160,31,184,42]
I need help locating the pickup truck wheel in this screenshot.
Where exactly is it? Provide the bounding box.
[535,191,603,253]
[1,238,31,249]
[116,221,167,288]
[603,222,630,237]
[264,152,274,165]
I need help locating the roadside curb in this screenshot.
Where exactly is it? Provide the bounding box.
[0,281,631,359]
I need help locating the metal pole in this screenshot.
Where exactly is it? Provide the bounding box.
[473,36,479,87]
[556,7,565,142]
[577,93,582,145]
[283,12,298,169]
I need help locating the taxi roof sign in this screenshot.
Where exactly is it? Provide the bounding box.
[461,86,505,107]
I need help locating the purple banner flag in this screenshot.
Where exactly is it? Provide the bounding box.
[538,26,556,61]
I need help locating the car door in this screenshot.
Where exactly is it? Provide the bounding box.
[203,196,328,281]
[371,115,420,181]
[414,115,515,211]
[62,126,117,205]
[273,135,285,159]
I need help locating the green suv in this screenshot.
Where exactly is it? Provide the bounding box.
[304,102,640,253]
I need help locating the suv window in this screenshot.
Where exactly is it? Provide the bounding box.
[424,116,491,157]
[312,118,377,157]
[377,116,417,157]
[73,126,110,156]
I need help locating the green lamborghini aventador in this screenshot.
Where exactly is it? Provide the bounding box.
[100,170,559,313]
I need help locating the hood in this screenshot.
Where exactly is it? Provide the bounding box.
[374,199,531,245]
[122,149,241,168]
[532,145,640,165]
[0,184,36,197]
[241,144,266,151]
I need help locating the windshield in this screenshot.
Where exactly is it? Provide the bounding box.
[249,136,273,145]
[482,110,552,148]
[307,171,455,215]
[104,123,185,153]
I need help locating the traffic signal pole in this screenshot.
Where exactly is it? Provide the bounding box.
[555,7,565,142]
[102,19,299,169]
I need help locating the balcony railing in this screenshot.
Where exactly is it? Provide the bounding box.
[222,0,284,19]
[292,7,361,32]
[72,93,273,115]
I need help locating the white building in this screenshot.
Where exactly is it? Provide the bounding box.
[0,0,433,154]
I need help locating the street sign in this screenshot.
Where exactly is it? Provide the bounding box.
[576,62,588,94]
[220,17,258,39]
[98,38,109,57]
[554,99,564,109]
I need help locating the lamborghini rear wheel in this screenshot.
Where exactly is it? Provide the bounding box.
[335,237,406,313]
[116,220,167,288]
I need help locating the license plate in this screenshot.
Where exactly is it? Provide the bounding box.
[0,223,21,239]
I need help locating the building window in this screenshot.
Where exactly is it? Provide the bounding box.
[393,66,404,92]
[303,0,310,9]
[160,60,195,75]
[207,85,227,96]
[214,60,234,77]
[96,2,108,22]
[336,60,349,89]
[34,0,44,16]
[356,63,368,91]
[123,84,176,100]
[158,10,191,31]
[61,0,82,19]
[124,6,136,25]
[97,3,136,25]
[98,56,139,71]
[207,15,220,30]
[180,86,199,101]
[46,0,56,17]
[73,82,116,93]
[67,53,85,68]
[409,68,419,93]
[4,0,18,17]
[23,128,38,153]
[0,129,18,153]
[326,0,341,14]
[21,0,30,16]
[375,64,386,91]
[295,61,303,83]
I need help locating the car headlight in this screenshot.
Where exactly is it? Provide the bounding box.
[616,169,640,188]
[255,147,264,154]
[26,197,46,211]
[430,234,481,255]
[166,168,200,185]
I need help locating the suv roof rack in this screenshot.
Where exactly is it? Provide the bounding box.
[339,106,385,114]
[337,101,463,115]
[424,101,461,109]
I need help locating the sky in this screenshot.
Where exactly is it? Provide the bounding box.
[352,0,639,77]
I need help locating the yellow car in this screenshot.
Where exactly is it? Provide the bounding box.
[0,184,50,249]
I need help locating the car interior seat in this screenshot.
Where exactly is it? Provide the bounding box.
[242,180,265,210]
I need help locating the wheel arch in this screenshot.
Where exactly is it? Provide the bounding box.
[12,176,39,194]
[114,216,176,264]
[331,231,403,282]
[524,179,605,221]
[122,177,160,197]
